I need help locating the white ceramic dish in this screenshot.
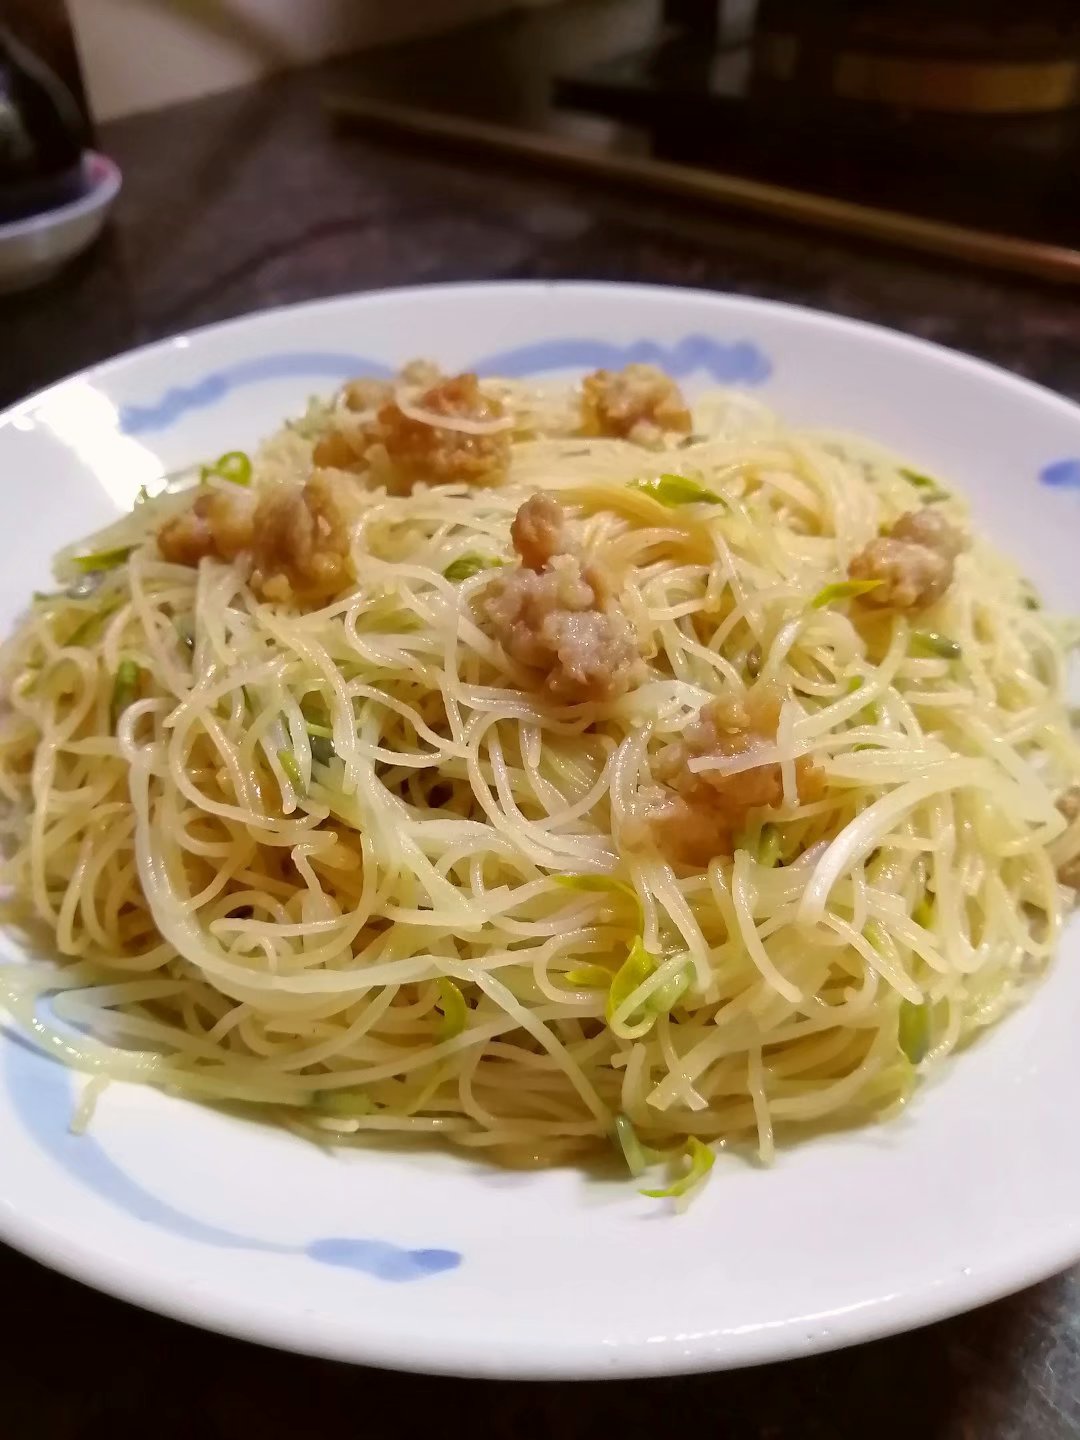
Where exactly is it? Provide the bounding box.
[0,151,121,294]
[1,282,1078,1379]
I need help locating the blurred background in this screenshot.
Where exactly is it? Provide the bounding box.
[2,3,1080,1436]
[66,0,532,119]
[5,0,1080,278]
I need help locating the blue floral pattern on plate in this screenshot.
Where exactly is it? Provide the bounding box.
[1039,459,1080,489]
[117,334,773,435]
[3,1030,460,1281]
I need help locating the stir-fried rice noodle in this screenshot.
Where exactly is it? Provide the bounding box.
[1,362,1077,1198]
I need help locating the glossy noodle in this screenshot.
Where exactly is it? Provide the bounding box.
[1,361,1077,1199]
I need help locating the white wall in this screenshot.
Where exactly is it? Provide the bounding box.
[70,0,541,121]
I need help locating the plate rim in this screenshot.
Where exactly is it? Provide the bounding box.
[4,1188,1078,1380]
[3,277,1080,435]
[2,279,1079,1379]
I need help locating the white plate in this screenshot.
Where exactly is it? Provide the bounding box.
[1,282,1079,1379]
[0,152,121,294]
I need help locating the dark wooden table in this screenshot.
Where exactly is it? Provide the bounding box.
[2,56,1079,1440]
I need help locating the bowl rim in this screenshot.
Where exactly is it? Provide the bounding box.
[0,150,121,242]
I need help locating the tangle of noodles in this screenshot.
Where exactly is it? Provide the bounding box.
[1,366,1078,1193]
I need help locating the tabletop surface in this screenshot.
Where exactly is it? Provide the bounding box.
[1,41,1079,1440]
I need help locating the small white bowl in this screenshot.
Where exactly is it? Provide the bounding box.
[0,151,121,295]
